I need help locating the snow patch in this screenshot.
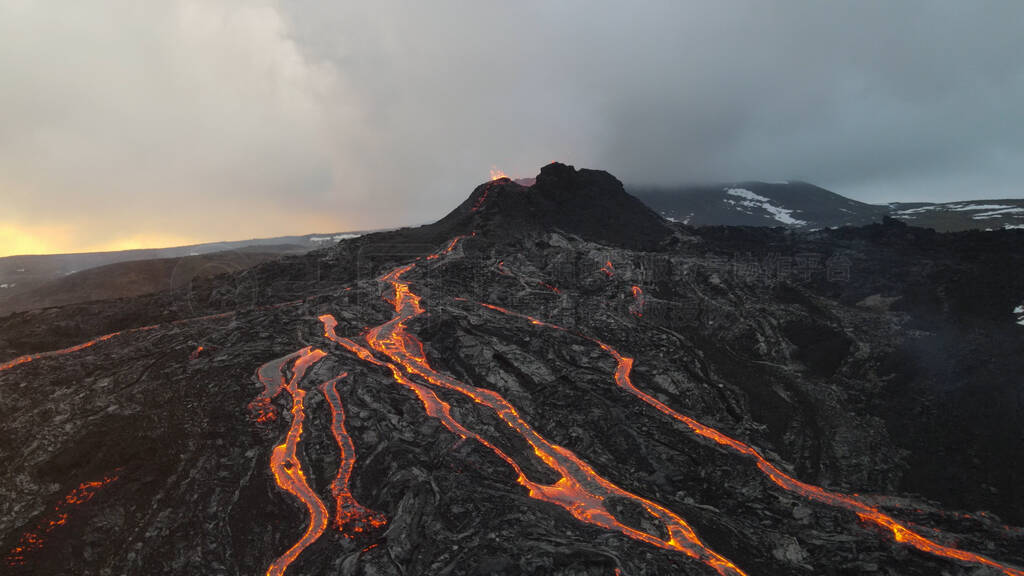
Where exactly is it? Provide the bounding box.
[663,212,695,225]
[894,203,1019,216]
[724,188,805,225]
[948,204,1015,212]
[725,188,769,202]
[893,205,939,215]
[972,207,1024,219]
[310,233,361,243]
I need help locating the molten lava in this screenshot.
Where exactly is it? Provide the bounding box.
[538,281,561,294]
[471,182,495,212]
[0,325,158,373]
[253,347,330,576]
[240,228,1024,575]
[0,299,307,375]
[489,167,508,181]
[629,285,645,317]
[6,471,120,567]
[320,373,388,535]
[600,261,615,278]
[317,239,747,576]
[471,298,1024,576]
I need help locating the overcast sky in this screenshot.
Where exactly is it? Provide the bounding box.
[2,1,1022,256]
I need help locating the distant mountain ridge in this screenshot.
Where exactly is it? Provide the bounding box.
[632,181,1024,231]
[0,230,370,308]
[887,200,1024,231]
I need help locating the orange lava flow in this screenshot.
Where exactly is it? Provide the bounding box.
[538,281,561,294]
[319,373,388,535]
[490,167,508,181]
[474,300,1024,576]
[600,261,615,278]
[443,233,474,255]
[253,347,330,576]
[6,471,120,566]
[0,299,305,375]
[472,183,492,212]
[319,242,747,576]
[629,285,645,317]
[0,325,158,373]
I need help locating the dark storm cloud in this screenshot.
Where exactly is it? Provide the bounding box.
[1,1,1022,254]
[282,1,1024,205]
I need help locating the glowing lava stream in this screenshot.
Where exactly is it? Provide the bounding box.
[0,325,159,373]
[320,373,388,534]
[629,285,645,317]
[600,260,615,278]
[6,471,121,566]
[472,301,1024,576]
[0,299,308,375]
[252,347,330,576]
[318,242,746,575]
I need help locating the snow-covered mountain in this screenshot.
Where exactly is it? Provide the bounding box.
[632,182,1024,231]
[888,200,1024,231]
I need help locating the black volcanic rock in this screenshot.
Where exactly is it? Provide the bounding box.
[439,162,673,250]
[1,166,1023,576]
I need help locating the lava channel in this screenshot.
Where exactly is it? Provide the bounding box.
[0,325,159,373]
[319,373,388,535]
[629,285,645,317]
[252,347,329,576]
[473,299,1024,576]
[318,238,747,576]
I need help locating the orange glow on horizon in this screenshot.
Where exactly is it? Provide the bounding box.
[0,218,360,258]
[0,222,75,258]
[0,221,204,258]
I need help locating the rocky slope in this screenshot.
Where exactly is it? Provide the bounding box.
[1,164,1023,576]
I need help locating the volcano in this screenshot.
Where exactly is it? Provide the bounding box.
[2,164,1023,576]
